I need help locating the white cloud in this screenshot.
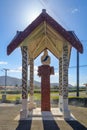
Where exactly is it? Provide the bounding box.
[55,72,59,76]
[9,66,22,73]
[34,66,38,71]
[34,65,38,75]
[9,69,21,73]
[71,8,79,14]
[8,65,38,74]
[0,61,8,65]
[18,66,22,70]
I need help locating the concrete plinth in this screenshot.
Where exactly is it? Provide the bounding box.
[59,97,70,120]
[59,95,63,112]
[63,99,70,120]
[20,109,28,120]
[20,99,28,120]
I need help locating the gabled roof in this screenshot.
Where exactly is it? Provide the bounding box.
[7,9,83,55]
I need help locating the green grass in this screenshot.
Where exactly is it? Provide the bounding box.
[34,93,41,100]
[0,94,21,101]
[0,93,58,101]
[0,91,87,102]
[7,94,21,101]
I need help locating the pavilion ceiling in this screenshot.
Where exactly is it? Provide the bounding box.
[20,21,71,60]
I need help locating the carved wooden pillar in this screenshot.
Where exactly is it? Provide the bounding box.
[38,65,54,111]
[59,57,63,111]
[62,43,70,119]
[28,58,36,110]
[20,46,28,119]
[30,58,34,96]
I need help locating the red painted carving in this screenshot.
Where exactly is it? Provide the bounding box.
[38,65,54,111]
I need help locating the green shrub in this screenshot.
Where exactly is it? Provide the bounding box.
[1,90,21,94]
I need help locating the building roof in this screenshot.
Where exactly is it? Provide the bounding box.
[7,9,83,55]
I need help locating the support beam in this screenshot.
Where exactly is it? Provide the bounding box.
[47,24,65,42]
[20,46,28,119]
[33,36,45,57]
[77,50,79,97]
[46,36,61,56]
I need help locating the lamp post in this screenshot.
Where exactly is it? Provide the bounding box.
[77,51,79,97]
[2,68,9,102]
[3,68,9,95]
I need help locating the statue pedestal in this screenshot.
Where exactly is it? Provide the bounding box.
[38,65,54,111]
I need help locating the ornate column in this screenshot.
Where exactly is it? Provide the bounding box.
[28,57,36,110]
[20,46,28,119]
[59,57,63,111]
[62,43,70,119]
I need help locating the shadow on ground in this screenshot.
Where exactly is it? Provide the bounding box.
[16,120,32,130]
[66,120,87,130]
[42,120,60,130]
[42,112,60,130]
[15,112,87,130]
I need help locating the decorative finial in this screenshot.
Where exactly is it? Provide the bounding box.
[42,9,46,14]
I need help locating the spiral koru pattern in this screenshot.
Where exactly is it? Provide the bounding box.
[62,44,69,99]
[30,58,34,96]
[21,46,28,99]
[59,57,62,96]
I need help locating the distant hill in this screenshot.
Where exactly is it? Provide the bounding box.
[0,76,41,87]
[0,76,73,88]
[0,76,22,86]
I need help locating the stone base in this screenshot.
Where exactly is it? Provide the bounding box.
[20,109,28,120]
[63,109,70,120]
[41,103,50,111]
[20,99,28,120]
[22,99,27,109]
[63,98,70,120]
[59,95,63,112]
[28,102,36,110]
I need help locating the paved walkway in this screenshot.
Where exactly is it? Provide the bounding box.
[0,103,15,107]
[15,108,87,130]
[14,108,75,121]
[0,105,87,130]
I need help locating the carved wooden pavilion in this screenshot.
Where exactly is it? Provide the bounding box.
[7,9,83,120]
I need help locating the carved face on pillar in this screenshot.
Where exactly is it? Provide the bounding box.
[41,49,51,65]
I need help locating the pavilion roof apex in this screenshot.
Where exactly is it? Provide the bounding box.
[42,9,46,13]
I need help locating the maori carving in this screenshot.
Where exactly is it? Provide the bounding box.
[38,50,54,111]
[21,46,28,99]
[30,58,34,96]
[41,49,50,65]
[59,57,62,96]
[62,44,69,99]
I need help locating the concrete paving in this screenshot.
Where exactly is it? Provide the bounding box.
[14,108,76,121]
[0,105,87,130]
[0,103,15,107]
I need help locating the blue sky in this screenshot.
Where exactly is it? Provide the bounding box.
[0,0,87,86]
